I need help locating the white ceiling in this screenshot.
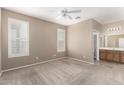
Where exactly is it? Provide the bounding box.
[4,7,124,26]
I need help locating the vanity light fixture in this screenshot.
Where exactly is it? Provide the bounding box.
[119,27,120,30]
[111,28,113,31]
[105,25,122,35]
[118,26,120,30]
[113,27,115,31]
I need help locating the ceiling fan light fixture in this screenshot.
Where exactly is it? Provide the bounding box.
[56,8,81,20]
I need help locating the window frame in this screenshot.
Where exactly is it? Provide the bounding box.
[8,18,29,58]
[57,29,66,52]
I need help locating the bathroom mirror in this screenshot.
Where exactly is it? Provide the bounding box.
[100,34,124,48]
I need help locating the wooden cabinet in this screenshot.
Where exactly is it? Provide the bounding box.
[106,50,113,61]
[100,50,106,60]
[99,49,123,63]
[113,51,120,62]
[120,52,124,63]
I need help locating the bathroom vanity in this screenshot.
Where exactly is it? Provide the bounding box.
[100,48,124,63]
[99,34,124,63]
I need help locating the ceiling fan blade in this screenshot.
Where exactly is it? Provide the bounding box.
[67,10,81,13]
[66,15,72,20]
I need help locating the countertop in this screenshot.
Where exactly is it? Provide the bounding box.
[100,47,124,51]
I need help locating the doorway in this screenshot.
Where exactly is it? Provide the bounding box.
[93,32,100,62]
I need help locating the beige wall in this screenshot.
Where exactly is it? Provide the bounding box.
[1,9,67,70]
[92,19,102,31]
[67,19,94,63]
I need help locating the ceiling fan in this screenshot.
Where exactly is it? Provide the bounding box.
[56,8,81,20]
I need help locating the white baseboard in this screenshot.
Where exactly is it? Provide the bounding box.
[2,57,67,73]
[1,56,93,74]
[68,57,94,64]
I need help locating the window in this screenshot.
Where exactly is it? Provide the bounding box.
[8,18,29,58]
[57,29,65,52]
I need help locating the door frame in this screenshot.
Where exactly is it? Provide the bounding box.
[93,31,100,61]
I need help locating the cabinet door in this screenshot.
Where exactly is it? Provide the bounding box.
[113,51,120,62]
[120,52,124,63]
[100,50,106,60]
[106,50,113,61]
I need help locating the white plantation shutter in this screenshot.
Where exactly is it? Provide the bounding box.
[8,18,29,58]
[57,29,65,52]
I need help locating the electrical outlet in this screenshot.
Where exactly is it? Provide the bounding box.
[35,57,39,60]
